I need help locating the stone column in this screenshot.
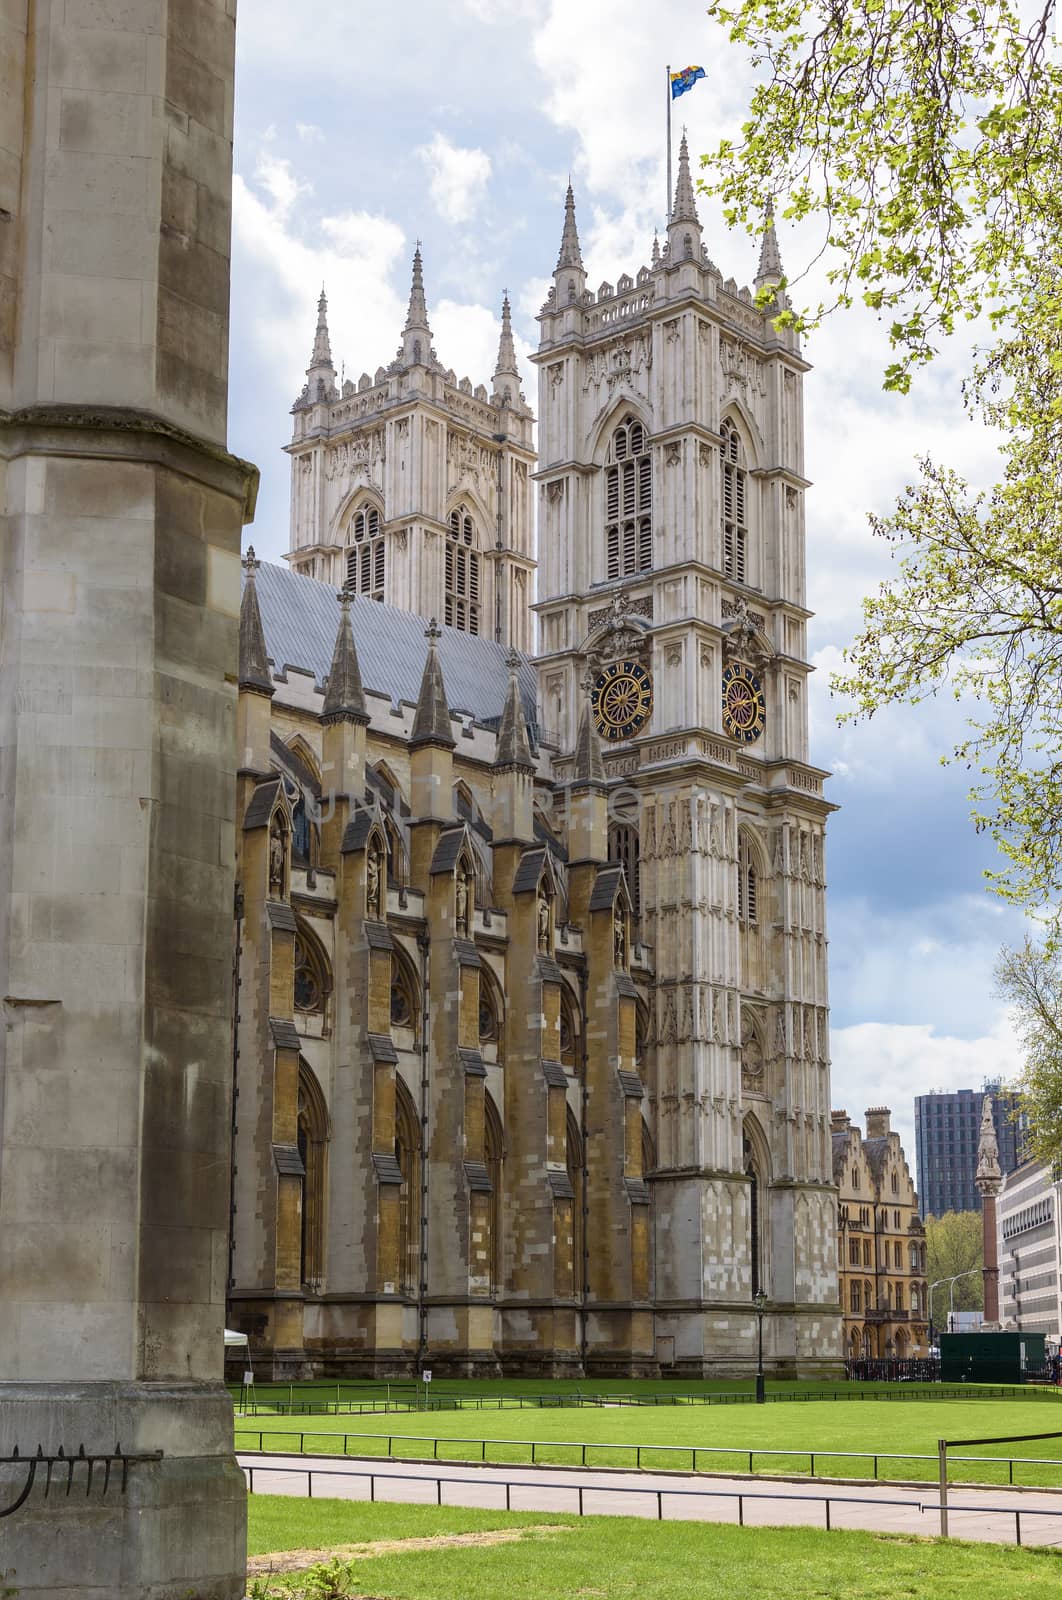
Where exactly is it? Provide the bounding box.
[0,2,255,1594]
[976,1094,1003,1328]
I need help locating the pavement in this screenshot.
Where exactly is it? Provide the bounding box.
[237,1451,1062,1547]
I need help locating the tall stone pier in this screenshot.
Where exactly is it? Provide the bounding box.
[0,3,255,1594]
[976,1094,1003,1327]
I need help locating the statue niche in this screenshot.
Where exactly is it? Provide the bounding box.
[366,834,384,920]
[741,1015,766,1094]
[455,860,473,937]
[268,811,288,897]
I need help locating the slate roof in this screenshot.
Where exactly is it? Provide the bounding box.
[249,561,538,728]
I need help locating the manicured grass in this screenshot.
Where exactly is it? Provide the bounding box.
[246,1494,574,1555]
[235,1396,1062,1488]
[245,1495,1062,1598]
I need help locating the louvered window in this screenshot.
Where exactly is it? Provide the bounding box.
[605,416,652,580]
[345,505,385,601]
[720,420,748,584]
[445,507,481,635]
[737,830,758,925]
[608,824,641,918]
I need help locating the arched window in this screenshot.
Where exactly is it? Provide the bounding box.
[346,504,385,600]
[605,415,652,580]
[559,985,580,1074]
[293,922,331,1018]
[485,1092,504,1296]
[567,1108,585,1297]
[446,507,481,634]
[608,823,641,918]
[720,419,748,584]
[297,1061,329,1293]
[390,951,419,1039]
[850,1280,862,1313]
[743,1130,763,1297]
[395,1078,421,1297]
[479,966,503,1061]
[737,829,758,925]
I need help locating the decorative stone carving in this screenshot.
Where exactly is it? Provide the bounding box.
[268,813,287,896]
[721,597,773,666]
[537,889,551,951]
[366,836,384,919]
[586,593,652,632]
[455,864,472,936]
[547,479,566,504]
[613,905,627,969]
[741,1015,765,1092]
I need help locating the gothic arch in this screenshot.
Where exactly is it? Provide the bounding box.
[329,484,386,547]
[718,399,765,466]
[737,824,770,991]
[444,485,491,539]
[394,1074,422,1297]
[559,979,582,1073]
[566,1106,585,1297]
[285,734,322,791]
[293,915,333,1021]
[586,392,652,463]
[390,944,421,1042]
[298,1058,329,1292]
[484,1089,504,1295]
[479,962,504,1062]
[743,1112,771,1299]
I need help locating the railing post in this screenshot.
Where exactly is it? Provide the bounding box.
[657,1490,663,1520]
[938,1439,948,1539]
[738,1494,744,1526]
[437,1478,442,1505]
[825,1498,831,1531]
[370,1474,375,1502]
[1015,1511,1021,1546]
[578,1486,584,1516]
[308,1470,312,1499]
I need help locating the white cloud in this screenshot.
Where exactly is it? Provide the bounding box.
[296,122,324,143]
[831,1013,1022,1161]
[418,132,492,225]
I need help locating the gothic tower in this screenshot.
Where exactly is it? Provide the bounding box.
[532,148,842,1373]
[286,254,536,652]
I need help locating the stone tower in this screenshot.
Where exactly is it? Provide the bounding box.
[285,255,536,652]
[532,148,841,1373]
[0,2,254,1593]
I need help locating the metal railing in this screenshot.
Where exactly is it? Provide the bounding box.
[238,1458,1062,1544]
[233,1429,1062,1486]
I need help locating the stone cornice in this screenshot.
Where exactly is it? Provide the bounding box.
[0,403,259,522]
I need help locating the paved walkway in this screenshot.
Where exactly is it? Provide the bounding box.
[237,1451,1062,1547]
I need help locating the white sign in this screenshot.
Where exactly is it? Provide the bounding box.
[243,1371,255,1387]
[422,1369,432,1382]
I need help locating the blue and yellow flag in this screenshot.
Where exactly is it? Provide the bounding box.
[670,65,705,99]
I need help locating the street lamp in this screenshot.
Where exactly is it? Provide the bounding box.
[928,1268,981,1345]
[753,1289,768,1404]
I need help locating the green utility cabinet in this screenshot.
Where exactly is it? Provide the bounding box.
[939,1331,1047,1383]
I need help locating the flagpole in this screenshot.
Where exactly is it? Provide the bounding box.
[665,64,672,224]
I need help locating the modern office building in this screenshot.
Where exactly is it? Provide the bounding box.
[998,1157,1062,1340]
[914,1085,1025,1218]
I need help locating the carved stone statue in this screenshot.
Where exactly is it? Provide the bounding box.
[268,815,286,896]
[741,1019,765,1092]
[537,891,551,951]
[613,905,627,969]
[366,840,382,920]
[455,867,471,936]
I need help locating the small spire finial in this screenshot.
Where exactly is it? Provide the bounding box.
[321,584,368,724]
[494,648,534,772]
[754,196,785,291]
[243,545,259,572]
[493,289,520,400]
[337,584,352,612]
[411,620,455,750]
[556,182,584,273]
[669,130,701,231]
[425,617,442,643]
[308,285,334,374]
[400,244,433,366]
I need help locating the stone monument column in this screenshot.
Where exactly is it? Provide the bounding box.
[0,3,255,1594]
[976,1094,1003,1328]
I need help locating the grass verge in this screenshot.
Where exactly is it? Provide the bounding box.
[246,1494,1062,1598]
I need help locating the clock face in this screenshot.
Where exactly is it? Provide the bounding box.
[722,662,766,743]
[591,660,653,742]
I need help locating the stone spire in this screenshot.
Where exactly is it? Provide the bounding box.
[670,131,700,228]
[570,686,605,787]
[976,1095,1002,1194]
[305,285,336,402]
[493,650,535,771]
[651,231,661,267]
[754,198,785,291]
[239,546,274,696]
[410,619,456,748]
[492,292,521,404]
[556,182,584,271]
[321,588,369,724]
[400,244,433,366]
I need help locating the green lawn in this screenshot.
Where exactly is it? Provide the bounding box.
[235,1396,1062,1488]
[245,1495,1062,1599]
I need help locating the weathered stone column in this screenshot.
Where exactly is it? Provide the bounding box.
[976,1094,1003,1327]
[0,2,255,1593]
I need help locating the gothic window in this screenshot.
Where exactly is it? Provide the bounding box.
[850,1280,861,1313]
[479,967,503,1061]
[737,830,758,925]
[485,1092,504,1296]
[293,923,331,1018]
[743,1130,763,1297]
[395,1078,421,1297]
[297,1061,329,1293]
[894,1281,905,1312]
[567,1108,585,1297]
[852,1165,860,1191]
[559,985,580,1073]
[390,952,418,1037]
[863,1237,871,1265]
[608,823,641,917]
[346,504,385,600]
[849,1239,860,1267]
[446,507,481,634]
[720,419,748,584]
[890,1171,899,1194]
[605,415,652,580]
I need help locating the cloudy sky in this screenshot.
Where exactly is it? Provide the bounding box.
[229,0,1028,1159]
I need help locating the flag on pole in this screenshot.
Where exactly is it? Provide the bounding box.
[670,65,705,99]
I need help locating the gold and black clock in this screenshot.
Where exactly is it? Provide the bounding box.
[591,660,653,742]
[722,662,766,743]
